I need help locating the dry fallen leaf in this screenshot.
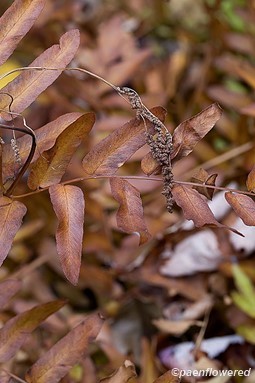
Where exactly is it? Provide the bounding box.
[153,318,199,335]
[100,360,137,383]
[0,300,65,363]
[160,230,222,277]
[0,279,21,309]
[26,313,104,383]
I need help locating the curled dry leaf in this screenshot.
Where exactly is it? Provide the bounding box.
[141,103,222,175]
[246,165,255,192]
[0,0,45,66]
[0,29,80,119]
[191,168,218,200]
[26,313,104,383]
[82,107,166,175]
[49,185,85,285]
[0,196,27,266]
[141,151,161,176]
[0,300,65,363]
[28,112,95,189]
[0,279,21,309]
[225,192,255,226]
[172,184,242,236]
[2,112,84,181]
[110,178,151,245]
[100,360,137,383]
[172,103,222,161]
[153,318,198,335]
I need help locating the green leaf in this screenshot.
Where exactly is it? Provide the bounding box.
[231,264,255,318]
[236,323,255,344]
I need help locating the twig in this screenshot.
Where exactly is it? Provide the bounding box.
[193,308,211,354]
[10,175,255,199]
[0,369,27,383]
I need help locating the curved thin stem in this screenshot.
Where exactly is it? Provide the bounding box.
[0,66,119,91]
[0,369,27,383]
[10,174,255,199]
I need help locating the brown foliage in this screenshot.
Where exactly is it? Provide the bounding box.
[1,0,255,381]
[49,185,85,285]
[0,300,65,363]
[25,313,103,383]
[0,0,45,66]
[0,196,27,265]
[110,177,151,245]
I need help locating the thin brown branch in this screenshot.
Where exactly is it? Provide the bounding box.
[10,174,255,199]
[0,369,27,383]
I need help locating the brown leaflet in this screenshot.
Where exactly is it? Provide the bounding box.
[191,168,218,200]
[0,29,80,119]
[28,112,95,189]
[100,361,137,383]
[82,107,166,175]
[225,192,255,226]
[141,104,222,175]
[0,279,21,309]
[2,112,83,181]
[0,300,65,363]
[141,152,161,176]
[49,185,85,285]
[110,178,151,245]
[0,0,45,66]
[0,196,27,266]
[172,184,242,236]
[172,103,222,161]
[25,313,104,383]
[246,165,255,192]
